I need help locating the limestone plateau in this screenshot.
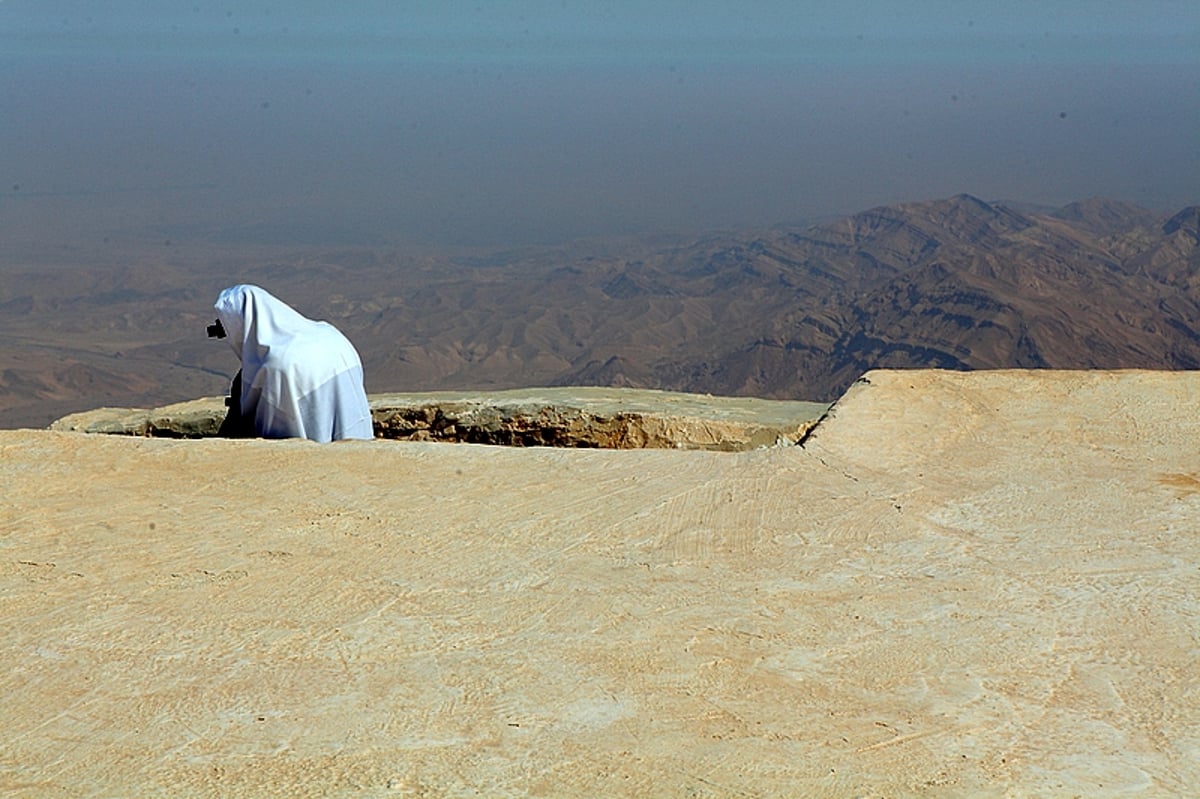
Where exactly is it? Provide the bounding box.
[1,194,1198,427]
[6,369,1200,796]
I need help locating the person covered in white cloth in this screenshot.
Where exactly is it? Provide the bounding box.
[208,284,374,442]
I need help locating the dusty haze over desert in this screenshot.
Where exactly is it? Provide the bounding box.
[2,1,1197,250]
[2,1,1197,425]
[3,3,1200,797]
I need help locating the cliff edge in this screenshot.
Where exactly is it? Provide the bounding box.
[48,386,830,451]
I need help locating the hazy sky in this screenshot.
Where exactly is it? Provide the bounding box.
[2,1,1197,247]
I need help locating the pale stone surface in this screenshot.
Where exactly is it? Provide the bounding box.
[48,387,829,450]
[4,369,1199,797]
[47,398,229,437]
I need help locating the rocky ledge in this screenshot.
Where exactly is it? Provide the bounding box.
[48,387,829,451]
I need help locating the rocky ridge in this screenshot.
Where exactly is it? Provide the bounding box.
[48,387,829,451]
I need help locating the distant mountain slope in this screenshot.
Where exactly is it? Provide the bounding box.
[1,195,1197,426]
[532,194,1200,400]
[628,193,1200,398]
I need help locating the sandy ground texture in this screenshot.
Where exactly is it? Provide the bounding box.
[2,368,1198,798]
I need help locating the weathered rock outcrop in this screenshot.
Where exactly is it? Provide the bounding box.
[48,387,828,451]
[48,398,229,439]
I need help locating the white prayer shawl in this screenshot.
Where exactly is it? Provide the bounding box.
[214,285,374,442]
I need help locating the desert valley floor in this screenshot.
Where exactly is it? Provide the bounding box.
[2,369,1198,797]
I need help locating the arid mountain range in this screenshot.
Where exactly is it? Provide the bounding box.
[2,194,1198,428]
